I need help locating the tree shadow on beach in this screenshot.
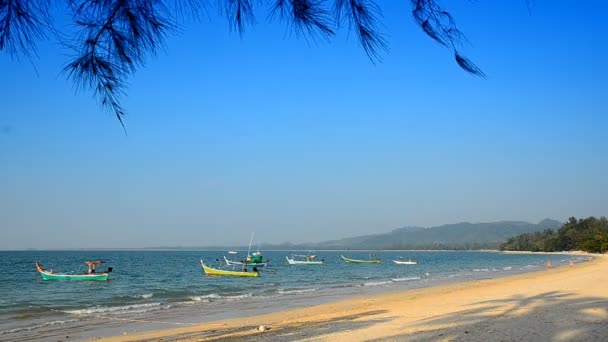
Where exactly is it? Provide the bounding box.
[155,310,394,342]
[370,291,608,342]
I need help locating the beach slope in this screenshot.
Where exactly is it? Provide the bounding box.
[101,255,608,342]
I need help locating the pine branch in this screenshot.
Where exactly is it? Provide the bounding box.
[0,0,50,58]
[64,0,173,129]
[411,0,485,77]
[334,0,387,63]
[0,0,494,128]
[271,0,334,41]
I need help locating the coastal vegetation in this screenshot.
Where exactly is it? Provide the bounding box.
[500,217,608,253]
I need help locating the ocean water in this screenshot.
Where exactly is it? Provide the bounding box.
[0,250,587,341]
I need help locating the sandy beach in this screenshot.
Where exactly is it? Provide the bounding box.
[97,253,608,342]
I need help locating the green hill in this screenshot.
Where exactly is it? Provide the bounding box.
[257,219,561,250]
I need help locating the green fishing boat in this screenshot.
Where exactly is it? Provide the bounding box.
[36,261,112,281]
[341,255,381,264]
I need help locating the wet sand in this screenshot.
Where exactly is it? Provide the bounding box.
[98,253,607,342]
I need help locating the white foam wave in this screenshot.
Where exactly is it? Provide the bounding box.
[189,297,210,303]
[187,293,251,303]
[447,273,472,278]
[134,293,153,299]
[363,281,392,287]
[190,294,220,302]
[391,277,422,282]
[503,266,513,270]
[472,268,490,272]
[0,319,80,335]
[223,293,253,301]
[63,302,166,315]
[277,288,318,295]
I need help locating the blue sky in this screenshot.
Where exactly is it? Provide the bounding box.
[1,1,606,249]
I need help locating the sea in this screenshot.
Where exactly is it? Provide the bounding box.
[0,250,588,341]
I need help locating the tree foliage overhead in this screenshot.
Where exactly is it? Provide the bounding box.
[500,217,608,253]
[0,0,492,126]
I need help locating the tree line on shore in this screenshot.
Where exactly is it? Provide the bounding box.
[499,217,608,253]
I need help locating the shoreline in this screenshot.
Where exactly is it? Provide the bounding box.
[99,253,607,342]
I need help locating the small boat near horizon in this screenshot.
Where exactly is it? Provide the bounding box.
[341,255,381,264]
[286,254,324,265]
[200,260,259,277]
[35,261,112,281]
[393,259,418,265]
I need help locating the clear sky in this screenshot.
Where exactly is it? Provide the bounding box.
[1,1,606,249]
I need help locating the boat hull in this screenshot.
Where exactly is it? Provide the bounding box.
[36,262,110,281]
[341,255,381,264]
[393,260,417,265]
[201,260,259,277]
[223,256,267,267]
[40,272,109,281]
[286,256,323,265]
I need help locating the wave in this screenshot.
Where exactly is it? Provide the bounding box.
[189,294,220,302]
[223,293,253,301]
[63,302,169,316]
[391,277,422,282]
[472,268,491,272]
[184,292,253,304]
[133,293,153,299]
[363,281,392,287]
[502,266,513,270]
[447,273,472,278]
[0,319,80,335]
[277,288,318,295]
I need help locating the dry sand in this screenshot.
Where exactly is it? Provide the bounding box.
[100,254,607,342]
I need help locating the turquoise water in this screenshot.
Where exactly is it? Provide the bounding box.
[0,250,586,341]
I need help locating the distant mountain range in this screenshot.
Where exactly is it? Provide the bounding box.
[138,219,562,251]
[258,219,562,251]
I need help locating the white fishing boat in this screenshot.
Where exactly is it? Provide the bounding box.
[223,233,269,267]
[224,255,268,267]
[392,259,418,265]
[286,254,324,265]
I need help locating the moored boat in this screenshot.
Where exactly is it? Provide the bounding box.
[35,262,112,281]
[224,255,268,267]
[223,232,270,267]
[200,260,259,277]
[393,259,418,265]
[341,255,381,264]
[286,255,324,265]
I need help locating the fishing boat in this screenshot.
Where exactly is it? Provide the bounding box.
[286,254,324,265]
[224,233,269,267]
[224,255,268,267]
[341,255,381,264]
[200,260,259,277]
[35,261,112,281]
[393,259,418,265]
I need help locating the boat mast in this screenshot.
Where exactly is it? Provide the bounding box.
[247,232,254,257]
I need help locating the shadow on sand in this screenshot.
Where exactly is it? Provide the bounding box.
[154,310,392,342]
[370,291,608,342]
